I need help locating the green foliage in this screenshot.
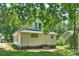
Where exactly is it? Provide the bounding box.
[0,3,79,46]
[0,3,62,42]
[56,49,75,56]
[65,34,78,49]
[56,38,65,46]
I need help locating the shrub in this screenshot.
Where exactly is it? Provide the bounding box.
[56,38,65,46]
[65,34,78,49]
[56,49,76,56]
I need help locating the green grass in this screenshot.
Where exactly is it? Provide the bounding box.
[0,49,76,56]
[0,44,77,56]
[0,50,56,56]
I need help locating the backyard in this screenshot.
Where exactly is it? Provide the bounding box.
[0,3,79,56]
[0,43,78,56]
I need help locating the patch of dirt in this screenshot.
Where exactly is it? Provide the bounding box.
[26,49,58,52]
[0,43,14,51]
[0,43,58,52]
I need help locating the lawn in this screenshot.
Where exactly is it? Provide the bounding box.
[0,50,57,56]
[0,49,77,56]
[0,43,78,56]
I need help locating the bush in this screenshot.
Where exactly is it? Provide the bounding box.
[56,38,65,46]
[65,34,78,49]
[56,49,76,56]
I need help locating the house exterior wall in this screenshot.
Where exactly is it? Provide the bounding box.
[13,32,21,46]
[20,32,30,47]
[20,32,56,47]
[13,19,57,48]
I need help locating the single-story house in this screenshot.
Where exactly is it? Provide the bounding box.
[13,19,57,49]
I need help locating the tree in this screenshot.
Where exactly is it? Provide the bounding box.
[1,3,79,45]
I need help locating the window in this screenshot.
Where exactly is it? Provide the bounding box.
[51,35,53,39]
[39,23,41,29]
[35,22,41,29]
[31,33,38,38]
[35,22,38,29]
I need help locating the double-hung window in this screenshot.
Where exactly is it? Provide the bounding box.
[35,22,41,29]
[31,33,38,38]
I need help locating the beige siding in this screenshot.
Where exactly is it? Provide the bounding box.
[20,32,30,46]
[20,32,56,47]
[13,33,20,46]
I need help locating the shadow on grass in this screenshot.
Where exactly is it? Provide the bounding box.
[0,44,76,56]
[0,49,76,56]
[0,50,57,56]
